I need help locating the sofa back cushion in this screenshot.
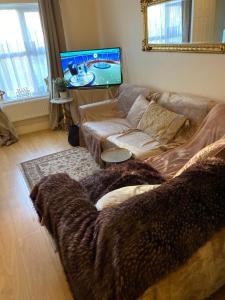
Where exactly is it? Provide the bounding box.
[117,84,150,117]
[158,92,217,126]
[126,95,149,127]
[137,101,187,144]
[174,138,225,177]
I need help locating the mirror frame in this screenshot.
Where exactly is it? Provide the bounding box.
[141,0,225,54]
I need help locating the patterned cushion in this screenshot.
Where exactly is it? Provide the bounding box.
[126,95,149,128]
[137,101,187,144]
[175,138,225,177]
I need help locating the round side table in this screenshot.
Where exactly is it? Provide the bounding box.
[50,98,73,129]
[101,147,133,167]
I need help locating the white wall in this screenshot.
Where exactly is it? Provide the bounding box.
[60,0,100,50]
[97,0,225,101]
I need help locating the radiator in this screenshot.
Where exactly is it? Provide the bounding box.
[2,97,49,122]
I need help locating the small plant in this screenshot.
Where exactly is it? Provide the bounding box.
[54,77,69,92]
[0,90,5,100]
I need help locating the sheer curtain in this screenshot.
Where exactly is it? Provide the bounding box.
[0,4,48,101]
[148,0,192,44]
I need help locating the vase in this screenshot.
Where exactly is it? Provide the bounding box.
[59,91,67,99]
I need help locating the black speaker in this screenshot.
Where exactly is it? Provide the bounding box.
[68,124,80,147]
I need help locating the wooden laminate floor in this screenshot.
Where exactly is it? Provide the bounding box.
[0,130,73,300]
[1,129,225,300]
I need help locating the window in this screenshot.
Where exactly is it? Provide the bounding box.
[148,0,192,44]
[0,3,48,102]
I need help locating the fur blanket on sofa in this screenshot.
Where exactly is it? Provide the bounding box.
[30,158,225,300]
[80,160,165,203]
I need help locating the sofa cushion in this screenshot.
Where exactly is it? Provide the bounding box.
[82,118,132,140]
[79,99,122,123]
[96,184,160,211]
[117,84,150,117]
[137,101,187,144]
[174,138,225,177]
[158,92,217,125]
[107,130,163,160]
[126,95,149,127]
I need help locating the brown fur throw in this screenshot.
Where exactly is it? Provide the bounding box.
[80,159,165,203]
[30,158,225,300]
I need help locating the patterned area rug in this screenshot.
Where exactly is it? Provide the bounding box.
[20,147,100,190]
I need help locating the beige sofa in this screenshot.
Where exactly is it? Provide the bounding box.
[79,84,217,166]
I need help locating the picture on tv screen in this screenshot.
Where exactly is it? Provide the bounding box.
[59,47,122,89]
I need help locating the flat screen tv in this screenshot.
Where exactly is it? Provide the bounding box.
[59,47,123,89]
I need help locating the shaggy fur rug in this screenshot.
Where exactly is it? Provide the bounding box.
[30,158,225,300]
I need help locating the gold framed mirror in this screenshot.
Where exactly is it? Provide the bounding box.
[141,0,225,53]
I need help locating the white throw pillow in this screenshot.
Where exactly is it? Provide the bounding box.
[126,95,149,128]
[96,184,160,211]
[117,84,150,117]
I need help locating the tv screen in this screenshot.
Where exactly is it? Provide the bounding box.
[59,47,123,89]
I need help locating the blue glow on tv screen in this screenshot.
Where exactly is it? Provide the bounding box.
[59,47,123,89]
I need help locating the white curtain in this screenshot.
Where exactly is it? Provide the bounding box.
[0,4,48,101]
[148,0,192,44]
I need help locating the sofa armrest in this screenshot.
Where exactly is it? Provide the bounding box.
[79,99,121,123]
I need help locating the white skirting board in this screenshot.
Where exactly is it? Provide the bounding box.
[14,115,50,135]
